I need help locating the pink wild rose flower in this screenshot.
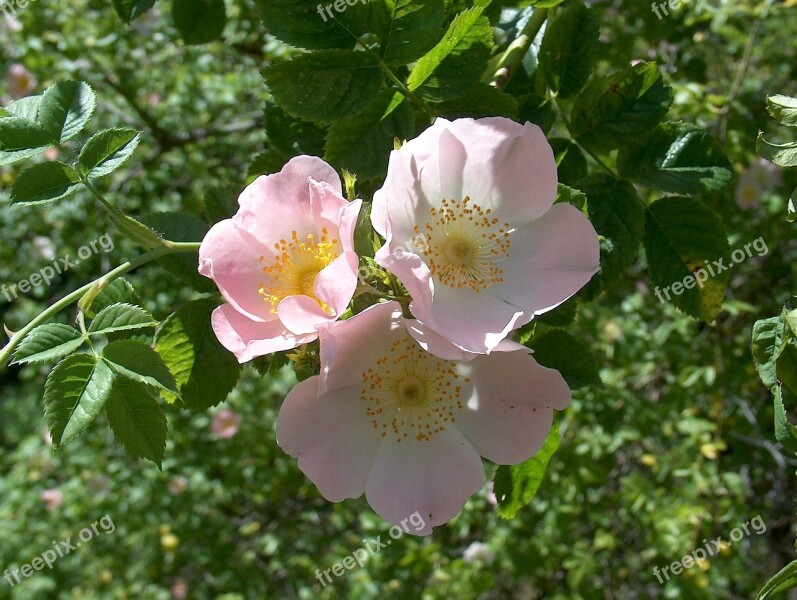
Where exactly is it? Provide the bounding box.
[199,156,362,362]
[211,408,241,439]
[5,63,37,99]
[276,301,570,535]
[372,117,600,354]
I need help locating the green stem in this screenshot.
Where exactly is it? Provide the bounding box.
[490,8,548,89]
[376,58,437,117]
[80,177,119,214]
[0,244,198,370]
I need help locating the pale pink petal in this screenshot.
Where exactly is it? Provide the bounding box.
[211,305,316,363]
[278,295,332,336]
[493,203,600,314]
[373,146,437,247]
[365,426,485,535]
[309,179,350,232]
[404,318,477,362]
[413,283,529,354]
[454,351,570,464]
[446,118,558,223]
[317,301,405,394]
[374,248,434,317]
[199,220,272,322]
[336,199,362,254]
[276,377,382,502]
[308,184,362,254]
[314,251,359,316]
[234,156,340,246]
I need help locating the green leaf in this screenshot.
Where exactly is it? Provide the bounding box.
[81,278,143,319]
[580,175,645,298]
[554,183,588,213]
[752,312,787,390]
[518,92,555,134]
[102,340,179,394]
[12,324,86,365]
[106,378,167,466]
[571,62,673,151]
[154,299,241,410]
[172,0,226,44]
[263,50,385,123]
[252,0,388,50]
[37,81,96,143]
[774,386,797,455]
[644,197,730,321]
[785,309,797,336]
[264,100,327,158]
[757,133,797,168]
[538,3,599,99]
[144,212,215,292]
[247,150,288,180]
[526,329,600,389]
[108,212,165,250]
[203,184,241,224]
[535,295,578,328]
[777,342,797,398]
[4,95,42,121]
[617,122,733,194]
[78,128,141,178]
[766,94,797,127]
[494,423,560,519]
[88,303,157,336]
[381,0,446,66]
[112,0,156,23]
[756,558,797,599]
[435,83,520,119]
[43,355,115,448]
[251,352,291,377]
[10,162,81,206]
[407,5,493,101]
[325,89,413,180]
[0,116,53,165]
[550,138,587,187]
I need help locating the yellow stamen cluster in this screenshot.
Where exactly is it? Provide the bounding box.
[360,336,471,443]
[411,196,511,293]
[258,229,339,314]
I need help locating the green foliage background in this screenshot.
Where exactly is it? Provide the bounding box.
[1,0,796,598]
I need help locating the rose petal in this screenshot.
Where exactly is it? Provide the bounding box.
[493,203,600,314]
[211,304,316,363]
[277,377,382,502]
[365,426,484,536]
[199,220,272,322]
[454,351,570,464]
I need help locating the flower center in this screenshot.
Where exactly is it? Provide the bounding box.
[410,196,511,293]
[443,239,473,265]
[360,337,471,443]
[396,375,426,405]
[258,229,339,314]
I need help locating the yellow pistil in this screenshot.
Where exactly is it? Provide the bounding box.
[258,229,339,313]
[360,337,471,443]
[410,196,511,293]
